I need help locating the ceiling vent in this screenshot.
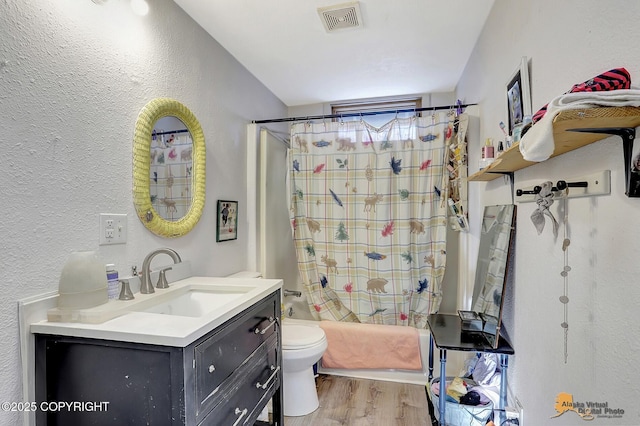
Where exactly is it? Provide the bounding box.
[318,2,362,33]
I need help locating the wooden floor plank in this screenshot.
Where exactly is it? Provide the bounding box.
[284,375,433,426]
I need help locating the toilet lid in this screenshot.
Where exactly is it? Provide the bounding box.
[282,325,326,350]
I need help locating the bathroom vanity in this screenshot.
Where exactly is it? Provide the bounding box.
[31,277,283,425]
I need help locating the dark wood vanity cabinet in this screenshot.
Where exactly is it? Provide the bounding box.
[35,291,283,426]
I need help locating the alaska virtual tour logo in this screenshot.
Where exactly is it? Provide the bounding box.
[551,392,625,421]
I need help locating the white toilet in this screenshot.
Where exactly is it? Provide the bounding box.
[281,323,328,417]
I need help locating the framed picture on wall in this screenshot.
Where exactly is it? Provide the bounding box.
[216,200,238,242]
[506,56,532,136]
[629,142,640,197]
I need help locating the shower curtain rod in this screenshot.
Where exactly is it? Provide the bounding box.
[251,103,476,124]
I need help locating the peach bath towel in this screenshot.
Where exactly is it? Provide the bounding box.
[319,321,422,370]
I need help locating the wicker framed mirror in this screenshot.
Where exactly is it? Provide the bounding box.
[133,98,206,237]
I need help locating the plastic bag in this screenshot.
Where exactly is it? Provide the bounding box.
[472,353,500,387]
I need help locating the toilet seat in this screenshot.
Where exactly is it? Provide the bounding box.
[282,325,325,350]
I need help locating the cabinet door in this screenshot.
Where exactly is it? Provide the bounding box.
[195,294,278,417]
[35,336,185,425]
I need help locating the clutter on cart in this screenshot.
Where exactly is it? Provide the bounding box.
[427,353,503,425]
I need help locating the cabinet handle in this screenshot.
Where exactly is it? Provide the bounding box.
[254,316,276,335]
[255,365,280,390]
[208,364,215,373]
[232,408,248,426]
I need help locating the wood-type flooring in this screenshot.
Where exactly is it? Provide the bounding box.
[283,374,434,426]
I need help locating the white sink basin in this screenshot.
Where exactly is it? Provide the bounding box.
[36,276,283,346]
[140,289,245,317]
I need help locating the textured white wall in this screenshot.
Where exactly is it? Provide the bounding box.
[0,0,286,423]
[458,0,640,424]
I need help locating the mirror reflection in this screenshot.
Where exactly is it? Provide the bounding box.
[150,116,194,221]
[470,204,517,348]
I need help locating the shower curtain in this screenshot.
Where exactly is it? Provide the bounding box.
[289,113,458,328]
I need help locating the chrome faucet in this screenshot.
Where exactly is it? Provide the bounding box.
[140,248,182,294]
[283,289,302,298]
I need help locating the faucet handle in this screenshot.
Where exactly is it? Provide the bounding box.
[118,279,135,300]
[156,267,173,289]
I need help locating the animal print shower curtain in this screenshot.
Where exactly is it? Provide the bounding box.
[289,113,461,328]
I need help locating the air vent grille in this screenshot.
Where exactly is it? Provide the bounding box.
[318,2,362,32]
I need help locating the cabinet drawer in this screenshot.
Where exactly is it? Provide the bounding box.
[195,294,278,413]
[198,336,280,426]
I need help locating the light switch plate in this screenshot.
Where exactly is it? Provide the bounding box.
[99,213,127,245]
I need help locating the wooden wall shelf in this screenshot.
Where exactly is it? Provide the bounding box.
[468,106,640,182]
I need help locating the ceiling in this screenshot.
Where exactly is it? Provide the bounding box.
[173,0,495,107]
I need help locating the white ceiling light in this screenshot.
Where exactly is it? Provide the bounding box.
[130,0,149,16]
[90,0,149,16]
[317,1,362,33]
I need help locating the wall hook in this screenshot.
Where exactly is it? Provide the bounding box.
[517,180,588,196]
[567,127,637,197]
[556,180,588,191]
[515,171,611,203]
[516,186,542,196]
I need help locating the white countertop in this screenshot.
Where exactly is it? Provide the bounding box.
[30,276,282,347]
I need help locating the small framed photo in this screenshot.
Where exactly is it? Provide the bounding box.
[506,56,532,136]
[629,143,640,196]
[216,200,238,242]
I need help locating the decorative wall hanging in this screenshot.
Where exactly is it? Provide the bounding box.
[559,187,571,363]
[446,112,469,231]
[522,178,589,363]
[216,200,238,242]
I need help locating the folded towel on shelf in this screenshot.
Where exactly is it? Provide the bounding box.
[519,89,640,162]
[532,68,631,124]
[318,320,422,370]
